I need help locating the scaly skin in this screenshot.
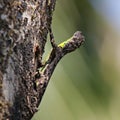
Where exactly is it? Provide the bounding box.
[58,38,72,48]
[34,31,85,88]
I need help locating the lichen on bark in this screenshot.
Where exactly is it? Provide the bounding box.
[0,0,85,120]
[0,0,56,120]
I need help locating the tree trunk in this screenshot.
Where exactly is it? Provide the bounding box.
[0,0,84,120]
[0,0,56,119]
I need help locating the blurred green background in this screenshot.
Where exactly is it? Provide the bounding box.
[33,0,120,120]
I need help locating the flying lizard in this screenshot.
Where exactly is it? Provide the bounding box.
[34,29,85,90]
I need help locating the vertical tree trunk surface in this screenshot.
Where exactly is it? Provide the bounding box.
[0,0,84,120]
[0,0,56,119]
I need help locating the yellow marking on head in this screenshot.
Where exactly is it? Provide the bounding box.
[58,38,71,48]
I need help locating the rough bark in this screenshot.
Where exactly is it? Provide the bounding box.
[0,0,85,120]
[0,0,56,119]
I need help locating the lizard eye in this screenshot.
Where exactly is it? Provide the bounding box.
[35,70,41,79]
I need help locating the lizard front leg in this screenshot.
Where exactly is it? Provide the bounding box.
[48,27,58,50]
